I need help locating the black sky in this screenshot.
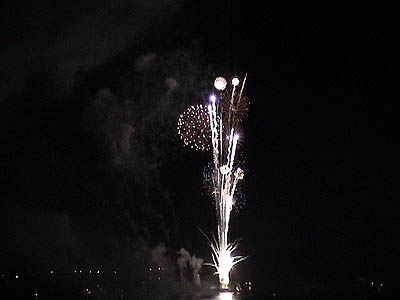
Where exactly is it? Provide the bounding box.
[1,1,397,298]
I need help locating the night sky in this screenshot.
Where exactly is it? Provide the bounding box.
[1,1,397,299]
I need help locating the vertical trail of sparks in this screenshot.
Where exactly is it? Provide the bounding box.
[178,75,249,289]
[207,76,248,289]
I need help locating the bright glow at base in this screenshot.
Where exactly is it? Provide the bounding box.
[207,239,246,290]
[219,291,234,300]
[218,249,233,288]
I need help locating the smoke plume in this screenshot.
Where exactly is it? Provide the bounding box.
[177,248,204,286]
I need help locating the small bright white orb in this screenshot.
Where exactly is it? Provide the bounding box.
[210,95,216,102]
[232,77,240,86]
[220,165,230,174]
[214,77,227,91]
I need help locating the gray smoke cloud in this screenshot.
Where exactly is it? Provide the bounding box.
[1,200,207,299]
[74,47,211,297]
[1,2,213,298]
[1,44,211,297]
[134,53,158,71]
[177,248,204,286]
[82,49,210,186]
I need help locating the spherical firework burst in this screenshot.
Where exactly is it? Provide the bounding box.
[214,77,227,91]
[231,77,240,87]
[177,104,211,151]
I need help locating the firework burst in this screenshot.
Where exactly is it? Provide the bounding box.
[177,104,211,151]
[219,90,250,128]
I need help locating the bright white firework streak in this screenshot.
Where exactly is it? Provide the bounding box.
[208,102,221,212]
[238,73,247,101]
[208,103,219,168]
[222,134,237,239]
[230,168,243,197]
[217,193,234,288]
[226,129,234,169]
[230,85,236,105]
[208,106,216,154]
[220,130,233,248]
[229,135,239,172]
[219,117,223,164]
[217,135,239,288]
[213,102,219,163]
[224,194,233,245]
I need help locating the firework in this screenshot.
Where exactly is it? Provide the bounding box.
[177,104,211,151]
[178,74,249,289]
[207,75,249,289]
[214,77,227,91]
[219,83,250,128]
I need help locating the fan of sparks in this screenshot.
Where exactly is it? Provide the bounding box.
[178,74,249,289]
